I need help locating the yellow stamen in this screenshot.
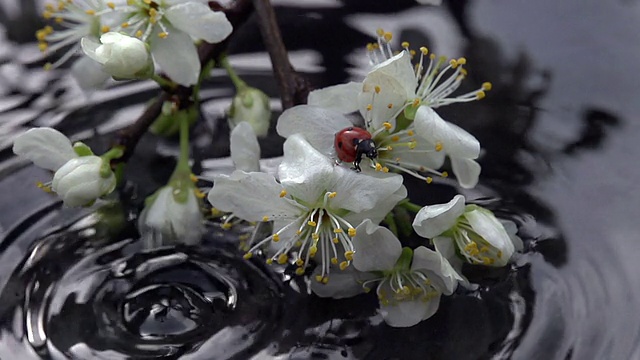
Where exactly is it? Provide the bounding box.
[272,233,280,242]
[420,46,428,55]
[101,25,110,33]
[339,261,349,270]
[441,171,449,178]
[85,9,95,15]
[331,257,338,265]
[382,122,392,130]
[344,251,354,261]
[376,28,385,36]
[435,142,443,152]
[158,32,168,39]
[401,41,410,48]
[279,190,287,197]
[374,85,381,94]
[328,192,337,198]
[383,32,393,42]
[107,2,115,9]
[243,253,253,260]
[348,228,356,237]
[295,267,305,275]
[426,177,433,184]
[194,189,206,199]
[482,82,492,91]
[262,216,269,222]
[476,91,486,99]
[277,253,288,265]
[307,220,317,227]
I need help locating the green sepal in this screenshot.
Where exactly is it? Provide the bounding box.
[73,142,94,157]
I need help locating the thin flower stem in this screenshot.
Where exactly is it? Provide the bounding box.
[176,111,191,174]
[219,55,247,90]
[150,74,177,90]
[398,200,424,213]
[385,212,399,238]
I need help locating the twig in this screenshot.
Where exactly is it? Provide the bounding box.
[252,0,310,109]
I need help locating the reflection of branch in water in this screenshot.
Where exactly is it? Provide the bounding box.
[563,109,620,154]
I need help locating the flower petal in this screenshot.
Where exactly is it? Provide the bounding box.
[165,3,232,43]
[277,134,335,205]
[432,236,475,289]
[368,51,417,99]
[307,82,362,114]
[377,281,440,327]
[276,105,353,158]
[500,219,524,251]
[13,128,77,171]
[344,185,407,226]
[450,157,481,189]
[230,122,261,172]
[71,56,110,90]
[150,25,200,86]
[329,166,403,213]
[411,246,458,295]
[310,266,367,299]
[391,134,445,171]
[352,219,402,272]
[207,170,301,222]
[358,72,407,132]
[80,37,103,64]
[414,106,480,159]
[464,208,515,263]
[412,194,466,238]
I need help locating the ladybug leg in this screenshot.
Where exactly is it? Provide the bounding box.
[352,150,364,172]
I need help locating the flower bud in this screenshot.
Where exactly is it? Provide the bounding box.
[81,32,152,79]
[138,184,204,247]
[228,87,271,137]
[52,156,116,207]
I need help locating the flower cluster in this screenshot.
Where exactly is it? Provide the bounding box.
[206,29,523,327]
[36,0,232,86]
[16,6,525,328]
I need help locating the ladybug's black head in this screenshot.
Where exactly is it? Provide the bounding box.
[356,139,378,160]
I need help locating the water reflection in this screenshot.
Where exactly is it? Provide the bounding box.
[1,0,640,359]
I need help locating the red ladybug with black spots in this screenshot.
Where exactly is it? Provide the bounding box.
[334,127,378,172]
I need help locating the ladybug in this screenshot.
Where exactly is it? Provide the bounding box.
[334,127,378,172]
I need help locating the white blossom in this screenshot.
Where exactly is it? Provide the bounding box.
[207,134,406,282]
[413,195,523,267]
[12,127,116,207]
[300,29,492,188]
[104,0,233,86]
[138,184,204,247]
[312,219,460,327]
[81,31,152,79]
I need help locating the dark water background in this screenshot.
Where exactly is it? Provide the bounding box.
[0,0,639,359]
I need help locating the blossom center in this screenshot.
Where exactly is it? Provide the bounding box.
[244,191,357,284]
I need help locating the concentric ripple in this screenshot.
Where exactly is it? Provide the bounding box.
[0,210,283,359]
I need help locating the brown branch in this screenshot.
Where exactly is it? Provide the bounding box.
[113,0,254,163]
[252,0,310,109]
